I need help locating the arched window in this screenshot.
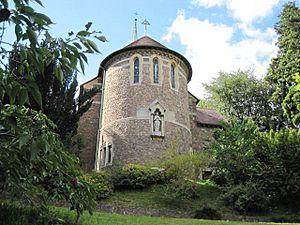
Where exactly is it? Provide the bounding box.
[133,57,139,83]
[153,58,159,83]
[171,64,175,89]
[107,144,112,164]
[100,143,113,167]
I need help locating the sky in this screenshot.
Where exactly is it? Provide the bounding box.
[33,0,300,98]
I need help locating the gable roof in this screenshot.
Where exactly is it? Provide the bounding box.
[196,108,223,126]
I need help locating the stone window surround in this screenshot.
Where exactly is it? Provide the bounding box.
[129,54,142,85]
[133,57,140,83]
[100,142,113,168]
[128,53,189,87]
[153,57,159,84]
[150,55,163,86]
[169,61,179,91]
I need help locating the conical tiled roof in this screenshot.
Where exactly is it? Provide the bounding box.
[124,36,166,49]
[98,35,192,81]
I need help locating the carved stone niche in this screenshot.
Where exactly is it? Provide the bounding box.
[149,100,166,138]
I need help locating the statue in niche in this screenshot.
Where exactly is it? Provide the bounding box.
[153,109,162,135]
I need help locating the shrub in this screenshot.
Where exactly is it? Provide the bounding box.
[221,182,270,213]
[0,202,76,225]
[162,151,214,182]
[82,171,113,200]
[112,164,163,190]
[165,179,200,199]
[211,172,229,187]
[208,119,300,207]
[194,206,222,220]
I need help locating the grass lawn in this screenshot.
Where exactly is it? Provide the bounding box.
[99,184,236,215]
[54,207,298,225]
[96,183,299,223]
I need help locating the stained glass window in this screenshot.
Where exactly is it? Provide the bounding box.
[153,58,159,83]
[171,64,175,88]
[134,57,139,83]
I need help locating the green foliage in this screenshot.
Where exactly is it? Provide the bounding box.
[165,179,200,199]
[194,206,222,220]
[221,182,270,213]
[160,141,214,181]
[0,105,95,220]
[266,2,300,127]
[82,171,113,200]
[163,152,213,181]
[0,0,105,108]
[156,143,214,199]
[0,202,77,225]
[258,129,300,205]
[0,0,104,220]
[208,119,300,208]
[210,119,261,186]
[204,69,280,130]
[8,45,99,142]
[112,164,163,190]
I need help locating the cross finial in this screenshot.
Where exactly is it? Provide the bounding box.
[142,19,150,36]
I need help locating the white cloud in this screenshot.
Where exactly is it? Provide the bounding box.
[191,0,225,8]
[163,11,278,98]
[192,0,280,25]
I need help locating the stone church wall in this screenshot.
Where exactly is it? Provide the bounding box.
[190,121,215,151]
[99,49,192,167]
[77,77,102,171]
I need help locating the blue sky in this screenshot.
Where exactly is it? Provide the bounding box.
[33,0,299,98]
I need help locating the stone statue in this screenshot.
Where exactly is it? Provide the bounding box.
[153,111,162,134]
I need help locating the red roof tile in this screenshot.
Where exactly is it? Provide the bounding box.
[196,108,223,126]
[125,36,166,49]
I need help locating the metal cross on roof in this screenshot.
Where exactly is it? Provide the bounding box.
[142,19,150,36]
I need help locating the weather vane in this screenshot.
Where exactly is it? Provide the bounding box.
[142,19,150,36]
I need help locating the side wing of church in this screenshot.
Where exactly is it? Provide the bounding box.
[78,36,222,171]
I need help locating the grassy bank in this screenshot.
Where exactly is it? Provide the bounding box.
[53,207,298,225]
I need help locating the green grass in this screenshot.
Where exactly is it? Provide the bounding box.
[53,207,298,225]
[97,183,300,223]
[100,183,234,215]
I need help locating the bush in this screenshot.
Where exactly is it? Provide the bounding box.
[0,202,76,225]
[194,206,222,220]
[211,173,229,187]
[112,164,163,190]
[221,182,270,213]
[208,119,300,207]
[82,171,113,200]
[165,179,200,199]
[162,151,214,182]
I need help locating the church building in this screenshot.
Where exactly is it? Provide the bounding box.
[78,27,222,171]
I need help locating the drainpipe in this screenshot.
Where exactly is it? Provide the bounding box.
[95,67,106,171]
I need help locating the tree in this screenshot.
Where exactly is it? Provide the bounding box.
[204,69,278,130]
[0,0,105,220]
[209,119,300,208]
[266,2,300,128]
[0,105,96,220]
[9,46,99,141]
[0,0,106,107]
